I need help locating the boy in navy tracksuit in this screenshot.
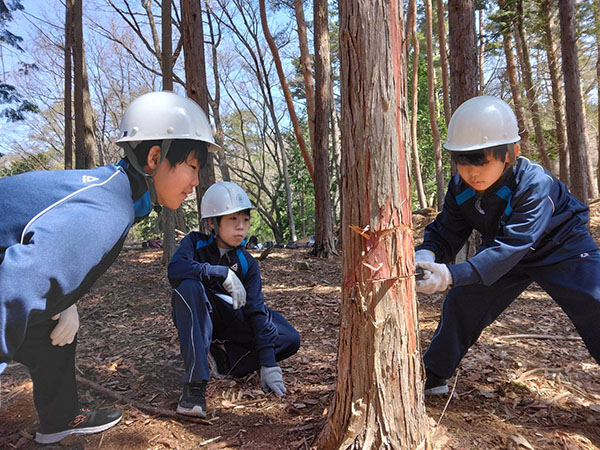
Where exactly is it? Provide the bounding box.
[168,181,300,417]
[0,91,218,443]
[416,96,600,395]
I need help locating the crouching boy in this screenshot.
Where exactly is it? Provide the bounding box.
[168,181,301,417]
[416,96,600,395]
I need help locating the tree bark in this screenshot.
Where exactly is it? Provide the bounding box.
[316,0,430,447]
[478,7,485,94]
[64,0,73,170]
[73,0,96,169]
[436,0,451,125]
[181,0,216,235]
[294,0,316,151]
[596,0,600,192]
[311,0,336,258]
[161,0,177,265]
[559,0,589,203]
[513,0,552,169]
[258,0,314,183]
[426,0,445,211]
[541,0,568,183]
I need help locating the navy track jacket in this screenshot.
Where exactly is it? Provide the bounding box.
[417,157,597,287]
[168,233,279,367]
[0,161,150,374]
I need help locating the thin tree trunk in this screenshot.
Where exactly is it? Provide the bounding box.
[436,0,451,125]
[426,0,445,210]
[259,0,298,241]
[294,0,316,151]
[73,0,95,169]
[581,101,598,197]
[596,0,600,192]
[259,0,314,183]
[316,0,430,447]
[161,0,177,265]
[64,0,73,170]
[514,0,552,169]
[478,8,485,94]
[312,0,336,258]
[181,0,216,235]
[559,0,589,203]
[541,0,569,184]
[330,66,342,227]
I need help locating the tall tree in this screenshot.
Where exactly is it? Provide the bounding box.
[312,0,336,257]
[426,0,445,210]
[64,0,73,169]
[559,0,589,203]
[73,0,96,169]
[316,0,430,447]
[161,0,177,264]
[595,0,600,191]
[514,0,552,169]
[540,0,568,183]
[436,0,451,125]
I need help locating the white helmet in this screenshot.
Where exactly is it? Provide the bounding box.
[116,91,219,174]
[201,182,254,219]
[444,95,520,152]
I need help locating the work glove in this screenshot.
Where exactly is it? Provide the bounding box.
[222,269,246,310]
[260,365,286,397]
[415,249,436,263]
[415,261,453,294]
[50,304,79,346]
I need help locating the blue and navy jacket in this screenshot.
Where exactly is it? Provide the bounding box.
[168,232,279,367]
[0,160,151,374]
[417,157,597,287]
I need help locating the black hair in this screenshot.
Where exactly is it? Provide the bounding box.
[213,208,251,225]
[132,139,208,169]
[451,144,509,167]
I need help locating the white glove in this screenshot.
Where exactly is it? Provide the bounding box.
[50,304,79,346]
[222,269,246,310]
[415,249,436,263]
[416,261,453,294]
[260,365,286,396]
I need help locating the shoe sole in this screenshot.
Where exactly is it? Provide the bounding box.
[176,404,207,418]
[35,415,122,444]
[424,385,449,396]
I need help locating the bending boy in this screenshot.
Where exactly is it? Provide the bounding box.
[168,181,301,418]
[416,96,600,395]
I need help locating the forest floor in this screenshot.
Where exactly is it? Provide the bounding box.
[3,202,600,449]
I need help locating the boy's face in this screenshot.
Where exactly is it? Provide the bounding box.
[150,148,200,210]
[211,212,250,248]
[456,153,510,193]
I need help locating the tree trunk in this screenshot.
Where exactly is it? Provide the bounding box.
[448,0,478,113]
[408,0,428,209]
[426,0,445,211]
[436,0,451,126]
[596,0,600,192]
[478,8,485,94]
[64,0,73,170]
[294,0,316,151]
[311,0,336,258]
[259,0,314,183]
[259,0,298,242]
[181,0,216,235]
[541,0,568,184]
[161,0,177,265]
[73,0,95,169]
[559,0,589,203]
[513,0,552,169]
[316,0,431,446]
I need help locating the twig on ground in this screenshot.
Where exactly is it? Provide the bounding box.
[498,334,581,341]
[76,375,212,425]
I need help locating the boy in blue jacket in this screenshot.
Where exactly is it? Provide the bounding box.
[0,91,218,443]
[168,181,300,418]
[416,96,600,395]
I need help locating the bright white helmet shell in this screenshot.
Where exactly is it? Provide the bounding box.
[201,182,254,219]
[444,95,520,152]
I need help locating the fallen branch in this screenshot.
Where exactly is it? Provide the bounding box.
[76,375,212,425]
[498,334,581,341]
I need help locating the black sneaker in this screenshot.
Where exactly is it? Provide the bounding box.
[424,368,449,395]
[177,381,207,418]
[35,407,122,444]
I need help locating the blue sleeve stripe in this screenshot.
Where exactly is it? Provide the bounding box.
[456,188,476,205]
[236,248,248,277]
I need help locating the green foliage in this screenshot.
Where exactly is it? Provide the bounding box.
[0,150,55,177]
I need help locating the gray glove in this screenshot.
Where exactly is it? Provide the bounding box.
[416,261,453,294]
[260,365,286,396]
[222,269,246,310]
[415,249,435,263]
